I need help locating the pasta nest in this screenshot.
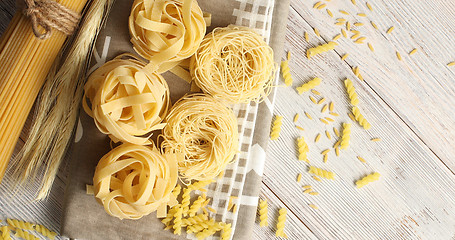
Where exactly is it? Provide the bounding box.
[190,25,275,103]
[129,0,206,73]
[83,55,170,145]
[93,143,178,220]
[161,94,239,181]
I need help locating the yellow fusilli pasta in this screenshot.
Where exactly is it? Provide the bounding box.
[195,221,223,239]
[340,123,351,150]
[221,223,232,240]
[1,225,11,240]
[281,52,293,86]
[188,196,206,217]
[270,116,283,140]
[275,208,287,238]
[7,219,34,231]
[296,77,322,94]
[297,137,310,163]
[344,78,359,106]
[173,205,183,235]
[161,207,178,226]
[258,199,268,227]
[308,166,335,180]
[306,42,337,59]
[352,107,372,130]
[187,219,215,234]
[181,188,191,216]
[14,229,39,240]
[33,225,57,240]
[182,214,208,227]
[356,172,381,188]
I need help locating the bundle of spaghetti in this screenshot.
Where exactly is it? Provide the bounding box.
[356,172,381,188]
[10,0,115,200]
[340,123,351,150]
[352,107,372,130]
[161,94,239,181]
[296,77,321,94]
[190,25,275,103]
[93,143,179,219]
[308,166,335,180]
[297,137,309,163]
[275,208,287,238]
[0,0,88,184]
[129,0,206,73]
[258,199,268,227]
[306,41,337,59]
[83,54,170,145]
[344,78,359,105]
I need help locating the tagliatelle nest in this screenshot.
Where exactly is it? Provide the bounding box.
[161,94,239,181]
[83,54,170,145]
[190,25,275,103]
[93,143,179,220]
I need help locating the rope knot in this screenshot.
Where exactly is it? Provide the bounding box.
[23,0,81,40]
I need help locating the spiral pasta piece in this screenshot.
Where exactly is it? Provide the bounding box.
[297,137,309,163]
[181,188,191,216]
[308,166,335,180]
[188,195,205,217]
[190,25,275,103]
[258,199,268,227]
[182,214,208,227]
[173,205,183,235]
[161,206,177,226]
[356,172,381,188]
[6,219,34,231]
[161,94,238,181]
[93,143,178,220]
[14,229,38,240]
[296,77,322,94]
[270,116,283,140]
[195,221,223,240]
[1,226,11,240]
[352,106,372,130]
[221,223,232,240]
[83,55,170,145]
[275,208,287,238]
[281,52,293,86]
[187,219,215,234]
[33,225,57,240]
[344,78,359,105]
[129,0,206,73]
[306,41,337,59]
[340,123,351,150]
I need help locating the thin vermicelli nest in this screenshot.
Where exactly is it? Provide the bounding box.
[161,94,239,181]
[83,54,170,145]
[190,25,275,103]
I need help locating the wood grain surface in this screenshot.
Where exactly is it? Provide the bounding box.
[2,0,455,239]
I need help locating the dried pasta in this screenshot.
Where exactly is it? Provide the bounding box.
[196,221,223,239]
[325,130,331,140]
[188,196,206,217]
[296,77,322,94]
[340,123,351,150]
[305,112,313,120]
[396,51,402,61]
[409,49,418,55]
[6,219,34,231]
[327,9,333,17]
[293,113,300,123]
[366,2,373,11]
[386,26,395,34]
[1,225,10,240]
[181,188,191,216]
[14,229,39,240]
[281,52,293,86]
[309,96,317,104]
[371,138,381,142]
[368,43,374,52]
[297,137,310,163]
[275,208,288,238]
[357,156,367,163]
[270,116,284,140]
[333,127,340,137]
[259,199,269,227]
[308,166,335,179]
[321,104,328,113]
[356,172,381,188]
[83,55,170,145]
[352,107,372,130]
[162,94,238,181]
[221,223,232,240]
[318,98,326,104]
[306,42,337,59]
[33,225,57,240]
[297,174,302,182]
[182,214,208,227]
[344,78,359,105]
[93,144,178,219]
[315,134,322,143]
[447,61,455,67]
[309,204,318,210]
[190,25,275,103]
[173,205,183,235]
[371,21,378,29]
[304,32,309,42]
[129,0,206,73]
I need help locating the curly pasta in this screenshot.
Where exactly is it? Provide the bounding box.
[195,221,223,240]
[181,188,191,216]
[33,225,57,240]
[306,41,337,59]
[182,214,208,227]
[340,123,351,150]
[356,172,381,188]
[187,219,215,234]
[344,78,359,105]
[221,223,232,240]
[129,0,206,73]
[190,25,275,103]
[281,52,293,86]
[308,166,335,180]
[275,208,287,238]
[189,180,213,191]
[161,207,178,226]
[1,225,11,240]
[83,55,170,145]
[161,94,239,181]
[93,144,178,220]
[352,107,372,130]
[173,205,183,235]
[297,137,310,163]
[6,219,34,231]
[258,199,268,227]
[296,77,322,94]
[270,116,283,140]
[14,229,39,240]
[188,196,206,217]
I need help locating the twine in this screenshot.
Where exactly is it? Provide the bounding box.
[23,0,81,40]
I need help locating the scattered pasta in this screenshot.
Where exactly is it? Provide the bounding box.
[258,199,269,227]
[386,26,395,34]
[312,176,322,182]
[296,77,322,94]
[188,196,206,217]
[447,61,455,67]
[321,149,330,155]
[320,118,329,125]
[340,123,351,150]
[305,112,313,120]
[339,10,349,15]
[281,52,293,86]
[307,42,337,59]
[275,208,288,238]
[341,29,347,38]
[297,174,302,182]
[329,102,334,111]
[357,156,367,163]
[371,138,381,142]
[303,185,312,189]
[309,191,319,196]
[314,28,321,37]
[368,43,374,52]
[315,134,322,143]
[325,130,331,140]
[297,137,310,163]
[356,172,381,188]
[333,127,340,137]
[396,51,402,61]
[341,53,349,60]
[304,32,309,42]
[371,21,378,29]
[366,2,373,11]
[352,106,372,130]
[409,48,418,55]
[321,104,328,113]
[312,89,321,95]
[271,116,284,140]
[327,9,333,17]
[309,204,319,210]
[296,126,305,131]
[357,13,366,17]
[318,98,326,104]
[294,113,300,123]
[303,188,312,194]
[309,96,318,104]
[308,166,335,180]
[344,78,359,105]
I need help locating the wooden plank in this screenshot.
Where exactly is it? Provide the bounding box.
[260,4,455,239]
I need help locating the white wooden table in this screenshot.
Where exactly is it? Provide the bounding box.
[2,0,455,239]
